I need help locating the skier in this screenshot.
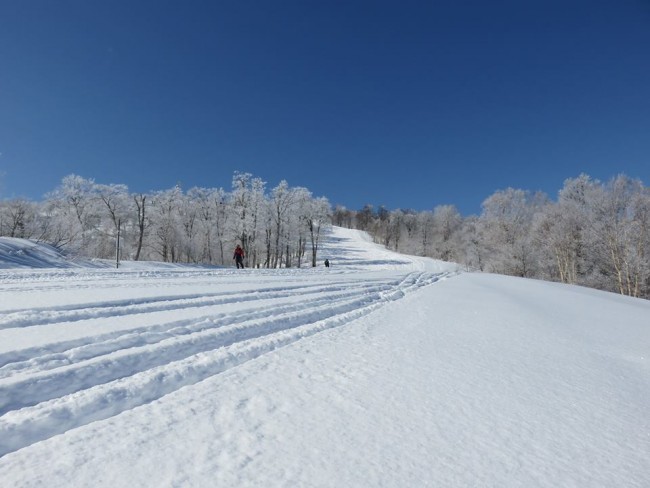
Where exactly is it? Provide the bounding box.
[233,244,245,269]
[324,259,330,268]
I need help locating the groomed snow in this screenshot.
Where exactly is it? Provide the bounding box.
[0,227,648,487]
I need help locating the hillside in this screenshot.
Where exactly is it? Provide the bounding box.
[0,227,648,487]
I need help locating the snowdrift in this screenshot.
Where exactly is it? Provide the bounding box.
[0,237,92,269]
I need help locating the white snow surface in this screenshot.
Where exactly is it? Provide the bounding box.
[0,227,649,487]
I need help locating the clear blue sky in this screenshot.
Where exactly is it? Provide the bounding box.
[1,0,649,215]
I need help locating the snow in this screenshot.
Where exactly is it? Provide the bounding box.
[0,227,649,487]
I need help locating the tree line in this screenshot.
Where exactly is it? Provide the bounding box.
[0,172,331,268]
[2,172,648,299]
[333,174,650,300]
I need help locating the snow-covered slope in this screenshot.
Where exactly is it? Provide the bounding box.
[0,227,648,487]
[0,236,218,271]
[0,237,89,269]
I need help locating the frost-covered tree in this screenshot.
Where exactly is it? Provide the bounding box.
[589,175,649,297]
[93,183,130,259]
[431,205,462,262]
[229,172,256,264]
[189,187,219,264]
[303,196,331,267]
[292,188,312,268]
[332,205,353,228]
[0,199,37,238]
[478,188,546,277]
[532,175,596,284]
[270,180,295,268]
[416,211,434,256]
[150,185,182,262]
[385,210,404,251]
[246,177,267,268]
[458,215,485,271]
[95,184,129,233]
[43,175,100,254]
[629,187,650,298]
[178,190,200,263]
[5,170,648,299]
[132,193,148,261]
[355,205,374,231]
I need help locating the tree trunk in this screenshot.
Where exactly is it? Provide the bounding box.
[134,195,146,261]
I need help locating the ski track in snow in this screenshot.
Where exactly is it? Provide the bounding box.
[0,263,454,457]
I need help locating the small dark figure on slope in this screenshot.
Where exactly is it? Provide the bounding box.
[233,245,245,269]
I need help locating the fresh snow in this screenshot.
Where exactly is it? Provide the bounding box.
[0,227,648,487]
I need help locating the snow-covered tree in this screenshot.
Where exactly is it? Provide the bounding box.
[478,188,546,277]
[303,196,331,267]
[292,189,312,268]
[43,175,100,254]
[270,180,295,268]
[532,175,596,284]
[150,185,183,262]
[332,205,353,228]
[93,183,130,259]
[0,199,37,238]
[132,193,148,261]
[5,170,648,299]
[589,175,649,297]
[229,172,256,264]
[416,211,434,256]
[431,205,462,262]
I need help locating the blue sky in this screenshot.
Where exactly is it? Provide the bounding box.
[1,0,649,215]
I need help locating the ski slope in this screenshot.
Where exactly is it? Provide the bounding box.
[0,227,648,487]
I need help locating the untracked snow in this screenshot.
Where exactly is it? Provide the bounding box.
[0,227,648,487]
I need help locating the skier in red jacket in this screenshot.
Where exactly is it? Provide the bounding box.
[233,244,245,269]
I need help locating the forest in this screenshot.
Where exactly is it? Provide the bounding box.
[1,172,649,299]
[336,174,650,300]
[0,172,330,270]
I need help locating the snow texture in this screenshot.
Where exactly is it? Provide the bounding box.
[0,227,648,487]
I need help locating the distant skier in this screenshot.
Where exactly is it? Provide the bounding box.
[324,259,330,268]
[233,244,245,269]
